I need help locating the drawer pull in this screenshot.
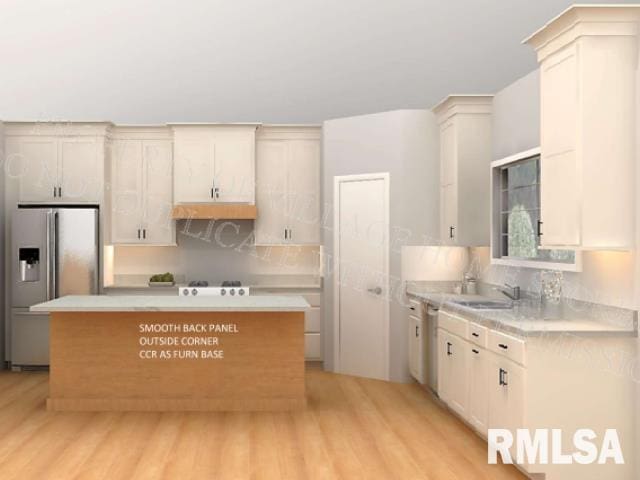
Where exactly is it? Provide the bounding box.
[446,342,452,356]
[409,306,416,311]
[471,332,479,338]
[472,348,479,354]
[498,343,509,350]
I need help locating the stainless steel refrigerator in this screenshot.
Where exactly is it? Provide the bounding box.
[11,206,99,368]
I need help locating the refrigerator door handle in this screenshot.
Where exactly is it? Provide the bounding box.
[51,210,59,299]
[46,211,52,300]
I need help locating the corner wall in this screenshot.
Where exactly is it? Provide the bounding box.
[322,109,440,382]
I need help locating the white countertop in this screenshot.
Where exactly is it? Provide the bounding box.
[31,295,310,312]
[406,287,637,337]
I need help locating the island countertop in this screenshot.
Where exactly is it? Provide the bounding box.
[31,294,310,313]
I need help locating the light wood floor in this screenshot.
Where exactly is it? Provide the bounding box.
[0,367,525,480]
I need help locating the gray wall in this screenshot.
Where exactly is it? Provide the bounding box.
[322,109,439,382]
[113,221,320,282]
[492,69,540,160]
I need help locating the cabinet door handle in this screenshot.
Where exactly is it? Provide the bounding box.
[53,186,57,198]
[415,325,419,337]
[446,342,452,356]
[537,220,543,237]
[498,343,508,350]
[449,226,455,239]
[137,229,141,239]
[284,228,288,240]
[472,348,479,354]
[289,228,292,241]
[499,368,509,386]
[142,229,146,240]
[214,187,220,199]
[210,188,214,198]
[472,332,479,338]
[58,186,62,197]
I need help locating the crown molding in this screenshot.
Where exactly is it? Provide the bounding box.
[524,5,640,62]
[431,95,493,124]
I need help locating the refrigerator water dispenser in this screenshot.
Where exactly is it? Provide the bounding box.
[19,248,40,282]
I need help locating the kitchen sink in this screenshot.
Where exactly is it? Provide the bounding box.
[451,300,513,310]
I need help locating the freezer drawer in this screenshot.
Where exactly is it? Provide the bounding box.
[11,309,49,366]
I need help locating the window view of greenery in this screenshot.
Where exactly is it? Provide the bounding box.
[500,156,574,264]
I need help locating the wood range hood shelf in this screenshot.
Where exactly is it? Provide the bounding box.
[171,204,257,220]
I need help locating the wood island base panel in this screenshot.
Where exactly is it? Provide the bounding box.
[48,311,306,412]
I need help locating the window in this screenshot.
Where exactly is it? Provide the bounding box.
[491,148,580,271]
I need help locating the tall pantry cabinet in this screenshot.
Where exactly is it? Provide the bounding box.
[432,96,493,247]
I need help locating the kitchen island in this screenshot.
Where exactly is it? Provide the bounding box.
[31,295,309,412]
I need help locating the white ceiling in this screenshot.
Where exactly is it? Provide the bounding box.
[0,0,635,124]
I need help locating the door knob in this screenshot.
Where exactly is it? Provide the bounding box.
[367,287,382,295]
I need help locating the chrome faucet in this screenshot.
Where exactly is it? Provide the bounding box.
[495,283,521,301]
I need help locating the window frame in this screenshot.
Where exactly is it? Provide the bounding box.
[490,147,582,272]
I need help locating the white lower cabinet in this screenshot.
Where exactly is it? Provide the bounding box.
[488,354,525,462]
[467,344,490,435]
[436,308,636,480]
[437,328,468,418]
[437,310,524,454]
[253,289,322,360]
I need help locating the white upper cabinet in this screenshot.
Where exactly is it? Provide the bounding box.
[255,126,321,245]
[525,6,640,250]
[16,138,59,202]
[5,124,107,204]
[172,125,257,204]
[109,128,175,245]
[142,140,174,244]
[59,138,103,202]
[433,96,492,247]
[173,137,213,203]
[111,140,144,243]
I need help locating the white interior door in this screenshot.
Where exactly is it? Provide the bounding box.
[334,173,389,381]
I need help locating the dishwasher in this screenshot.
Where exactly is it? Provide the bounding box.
[407,298,439,394]
[425,303,439,394]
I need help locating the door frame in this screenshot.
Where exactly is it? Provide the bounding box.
[333,172,390,380]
